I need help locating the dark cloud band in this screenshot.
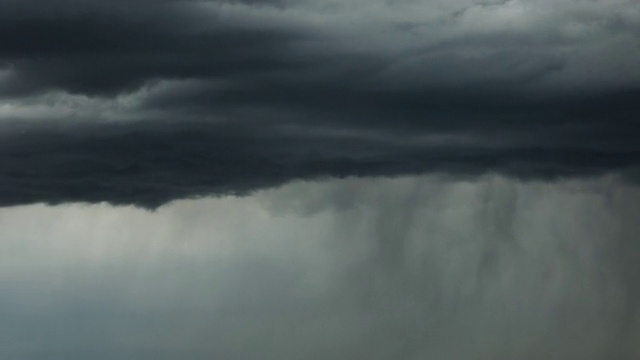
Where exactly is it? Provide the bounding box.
[1,0,639,207]
[1,117,639,208]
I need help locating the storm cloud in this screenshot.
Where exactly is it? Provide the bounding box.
[1,0,639,207]
[3,2,640,358]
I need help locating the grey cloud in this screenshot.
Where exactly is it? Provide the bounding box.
[2,0,638,96]
[1,118,640,208]
[0,4,301,96]
[1,0,639,207]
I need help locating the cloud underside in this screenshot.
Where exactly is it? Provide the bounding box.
[1,118,639,208]
[1,0,639,206]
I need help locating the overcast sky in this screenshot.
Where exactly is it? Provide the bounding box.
[1,0,640,359]
[1,0,639,206]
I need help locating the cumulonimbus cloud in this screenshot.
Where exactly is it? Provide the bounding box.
[1,0,639,207]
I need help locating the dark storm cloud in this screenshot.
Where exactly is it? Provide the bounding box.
[1,0,639,207]
[1,118,639,208]
[0,0,302,96]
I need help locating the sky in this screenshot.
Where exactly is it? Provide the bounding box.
[1,0,640,358]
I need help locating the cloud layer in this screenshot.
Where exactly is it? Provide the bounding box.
[1,0,640,206]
